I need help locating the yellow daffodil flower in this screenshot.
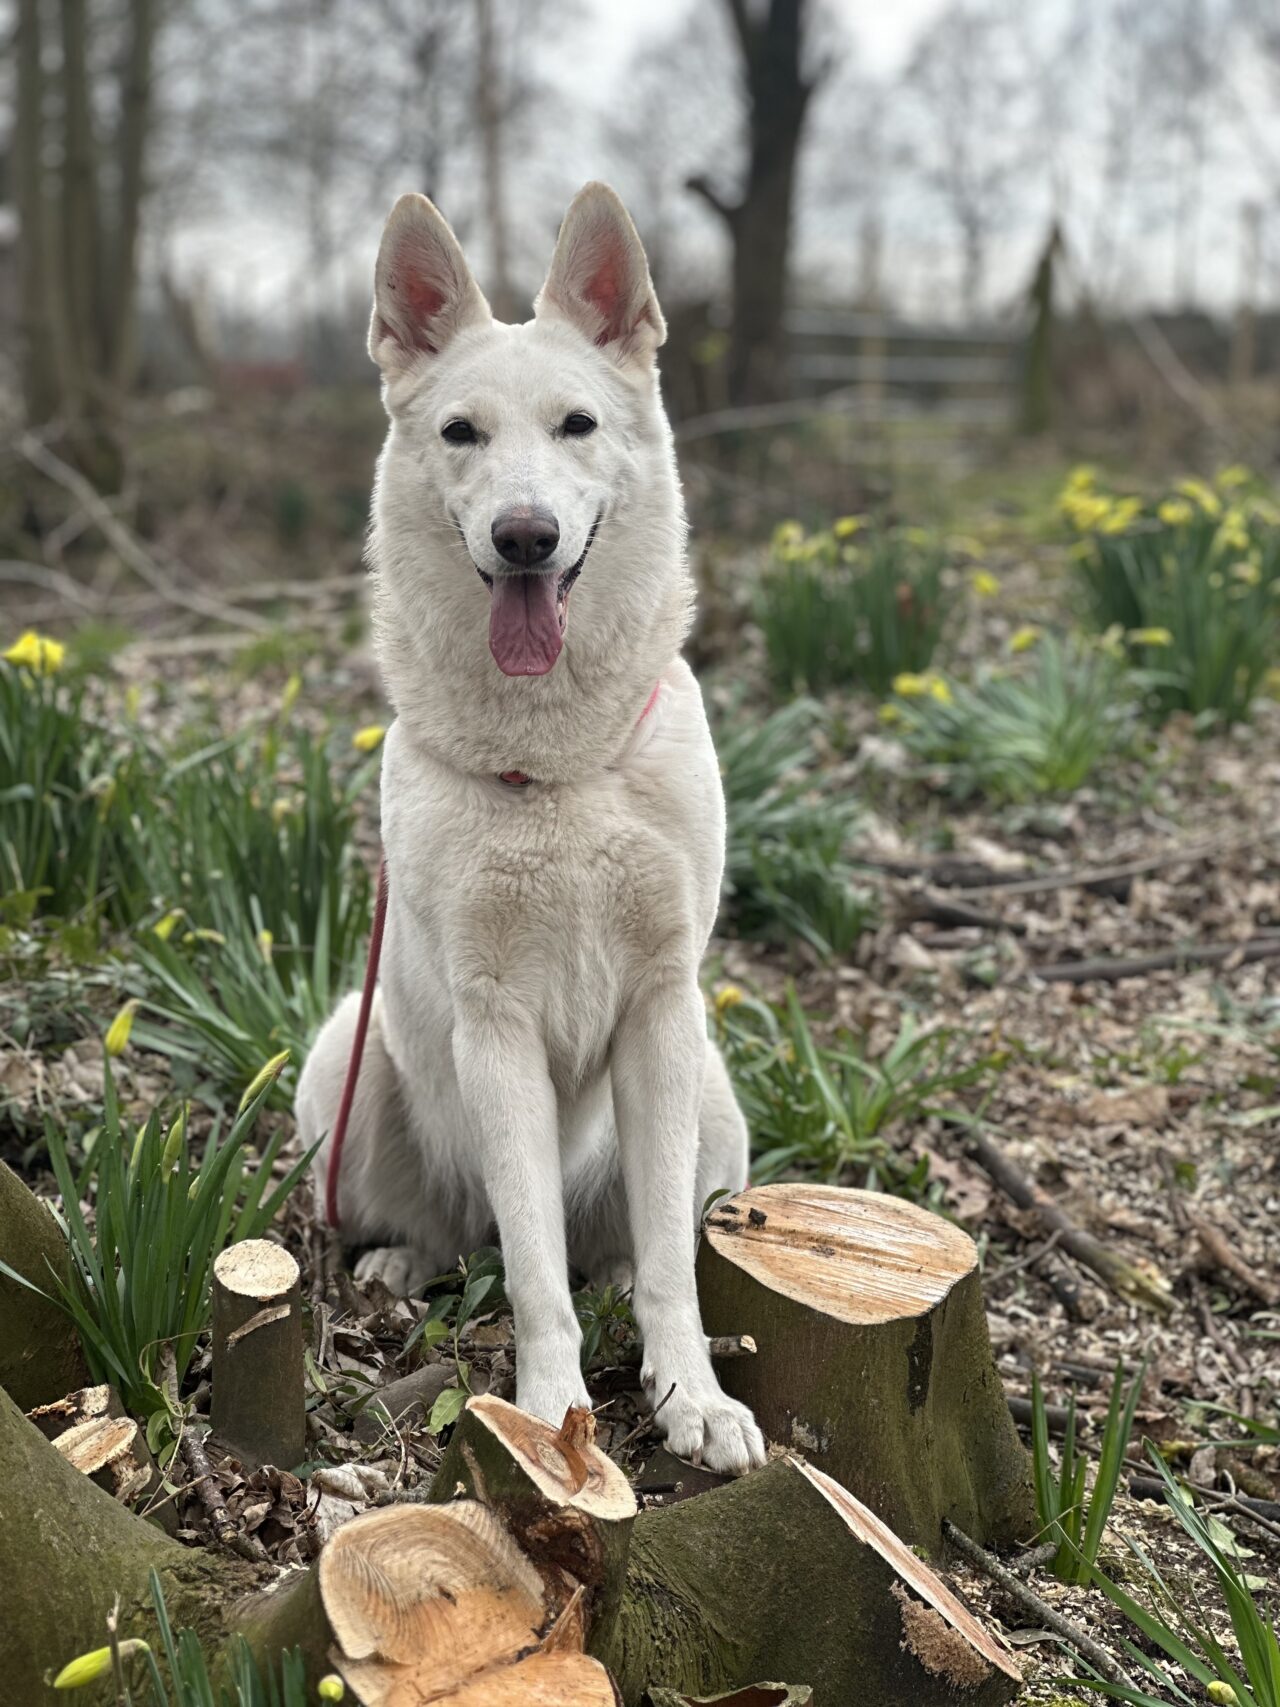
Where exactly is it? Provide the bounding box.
[927,674,952,703]
[878,703,902,724]
[1157,498,1193,527]
[970,570,1000,597]
[238,1048,291,1113]
[1176,476,1222,516]
[714,985,745,1014]
[1009,625,1041,653]
[1128,627,1173,647]
[1215,465,1251,491]
[54,1641,150,1688]
[772,520,804,550]
[151,909,183,941]
[353,725,386,753]
[832,515,864,539]
[105,999,140,1057]
[4,630,66,674]
[1097,496,1141,535]
[892,672,929,697]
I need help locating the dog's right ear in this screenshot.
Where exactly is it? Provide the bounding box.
[369,194,491,375]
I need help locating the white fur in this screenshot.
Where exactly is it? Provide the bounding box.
[296,184,765,1474]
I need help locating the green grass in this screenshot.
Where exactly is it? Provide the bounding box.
[757,519,952,697]
[0,659,150,924]
[718,698,875,960]
[886,635,1136,803]
[714,985,991,1187]
[1065,470,1280,726]
[1030,1360,1146,1584]
[1070,1446,1280,1707]
[0,1054,310,1434]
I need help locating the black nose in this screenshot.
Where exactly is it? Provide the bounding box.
[491,506,560,567]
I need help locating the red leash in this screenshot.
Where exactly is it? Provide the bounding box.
[325,855,389,1228]
[324,682,663,1230]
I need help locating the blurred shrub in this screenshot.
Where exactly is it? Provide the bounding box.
[883,634,1135,803]
[717,697,874,960]
[757,517,952,697]
[1062,464,1280,725]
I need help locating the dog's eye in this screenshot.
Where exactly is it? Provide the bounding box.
[562,412,596,437]
[441,419,478,445]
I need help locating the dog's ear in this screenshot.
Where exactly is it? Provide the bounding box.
[535,183,666,370]
[369,194,491,374]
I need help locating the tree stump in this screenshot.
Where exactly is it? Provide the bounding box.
[595,1454,1021,1706]
[696,1183,1035,1551]
[0,1158,88,1409]
[432,1394,637,1643]
[318,1500,617,1705]
[211,1239,305,1470]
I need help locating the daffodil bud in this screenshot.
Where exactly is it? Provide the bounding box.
[238,1049,291,1113]
[53,1639,149,1688]
[105,999,140,1057]
[318,1677,346,1701]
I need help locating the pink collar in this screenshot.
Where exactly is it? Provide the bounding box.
[497,680,662,789]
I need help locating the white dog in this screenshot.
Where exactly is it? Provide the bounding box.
[297,183,765,1474]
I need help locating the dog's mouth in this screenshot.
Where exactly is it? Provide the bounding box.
[477,516,600,678]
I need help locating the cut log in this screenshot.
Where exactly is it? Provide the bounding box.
[696,1184,1035,1551]
[0,1158,88,1409]
[211,1239,305,1470]
[431,1395,637,1642]
[318,1500,617,1705]
[50,1411,174,1530]
[27,1381,123,1440]
[594,1454,1021,1707]
[644,1690,812,1707]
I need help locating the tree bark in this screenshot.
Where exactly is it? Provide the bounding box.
[690,0,818,406]
[211,1239,306,1470]
[15,0,66,424]
[58,0,103,395]
[0,1159,89,1410]
[594,1455,1021,1707]
[696,1183,1035,1553]
[107,0,157,389]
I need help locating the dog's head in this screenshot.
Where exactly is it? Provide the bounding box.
[368,184,685,696]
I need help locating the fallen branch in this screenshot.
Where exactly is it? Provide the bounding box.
[1030,937,1280,985]
[942,1519,1134,1690]
[904,889,1027,936]
[1124,1462,1280,1545]
[17,432,273,635]
[962,1128,1173,1314]
[1186,1213,1280,1309]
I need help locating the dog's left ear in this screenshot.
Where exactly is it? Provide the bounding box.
[535,183,665,370]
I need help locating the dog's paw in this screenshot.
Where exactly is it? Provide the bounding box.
[516,1368,592,1428]
[354,1244,436,1296]
[656,1385,767,1477]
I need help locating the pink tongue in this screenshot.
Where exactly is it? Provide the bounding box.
[488,572,563,676]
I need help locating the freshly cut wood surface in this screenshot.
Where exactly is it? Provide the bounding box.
[460,1393,636,1519]
[702,1182,976,1325]
[795,1459,1020,1686]
[697,1183,1035,1552]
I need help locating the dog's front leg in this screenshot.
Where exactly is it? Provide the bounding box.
[452,1009,588,1424]
[613,976,767,1475]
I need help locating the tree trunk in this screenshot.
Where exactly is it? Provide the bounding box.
[211,1239,306,1470]
[594,1456,1021,1707]
[0,1159,89,1410]
[690,0,817,407]
[474,0,516,320]
[107,0,157,390]
[696,1183,1035,1553]
[58,0,103,395]
[0,1384,310,1704]
[15,0,66,424]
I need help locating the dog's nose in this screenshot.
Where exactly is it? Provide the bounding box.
[491,506,560,567]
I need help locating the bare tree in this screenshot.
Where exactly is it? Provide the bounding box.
[688,0,827,406]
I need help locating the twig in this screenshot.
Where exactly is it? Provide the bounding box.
[1123,1460,1280,1545]
[0,558,103,610]
[159,1343,266,1561]
[612,1382,678,1456]
[962,1126,1172,1313]
[942,1519,1135,1689]
[953,834,1261,899]
[1031,937,1280,985]
[17,432,273,634]
[903,888,1027,936]
[1188,1214,1280,1309]
[991,1227,1063,1280]
[1006,1539,1060,1577]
